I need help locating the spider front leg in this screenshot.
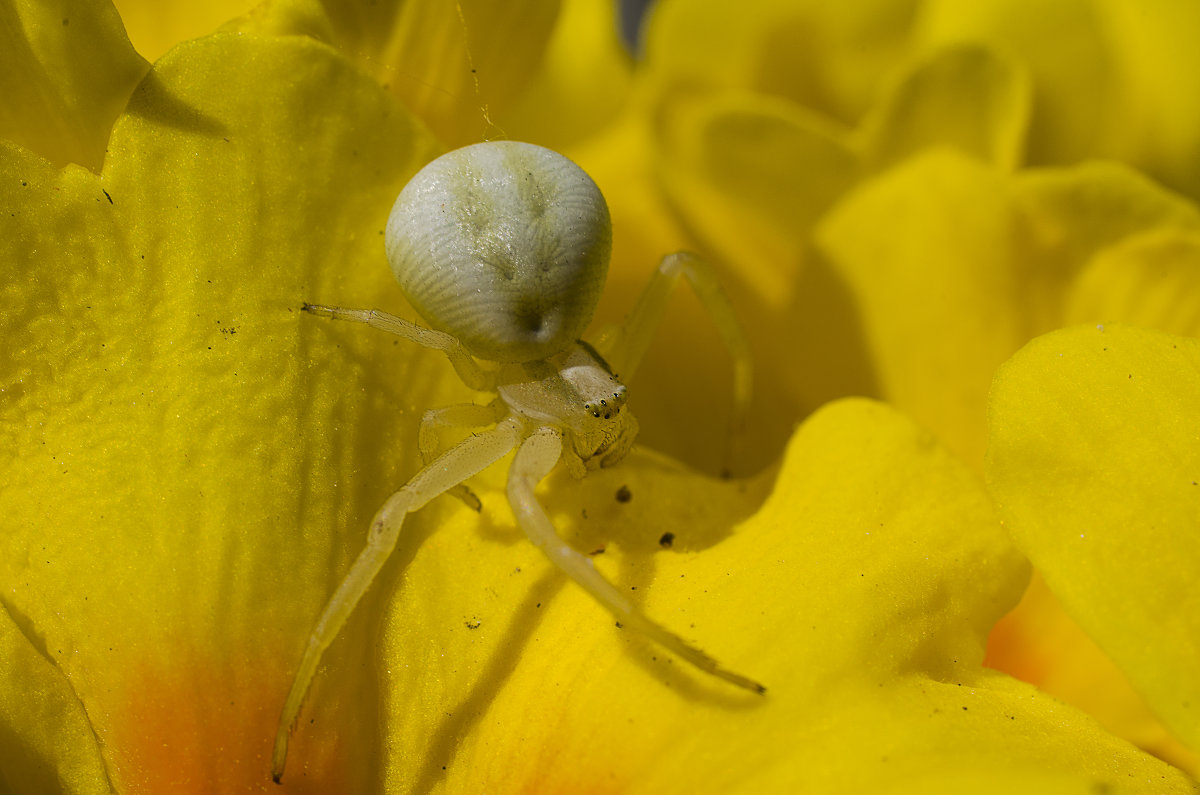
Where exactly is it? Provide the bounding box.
[272,416,523,783]
[507,427,765,694]
[418,400,508,511]
[598,252,752,434]
[302,303,494,391]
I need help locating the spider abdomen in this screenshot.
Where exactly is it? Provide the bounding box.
[385,141,612,363]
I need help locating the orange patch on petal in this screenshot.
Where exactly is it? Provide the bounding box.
[108,652,349,794]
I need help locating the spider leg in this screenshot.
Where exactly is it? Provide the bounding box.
[507,427,765,695]
[302,303,494,391]
[272,416,523,783]
[419,399,507,511]
[597,252,751,436]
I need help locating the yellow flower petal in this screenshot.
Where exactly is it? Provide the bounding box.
[988,574,1200,773]
[813,155,1200,471]
[499,0,634,149]
[222,0,337,45]
[112,0,258,60]
[655,93,857,310]
[0,603,110,793]
[0,0,147,170]
[987,323,1200,753]
[1014,161,1200,287]
[240,0,563,147]
[1,30,439,791]
[8,3,1199,787]
[815,150,1021,466]
[1094,0,1200,198]
[858,44,1031,172]
[380,0,560,148]
[919,0,1200,201]
[1066,229,1200,335]
[326,397,1198,793]
[569,117,773,474]
[644,0,915,124]
[623,93,863,472]
[918,0,1111,170]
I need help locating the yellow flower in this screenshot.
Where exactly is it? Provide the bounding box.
[1,2,1197,794]
[988,324,1200,766]
[584,0,1200,776]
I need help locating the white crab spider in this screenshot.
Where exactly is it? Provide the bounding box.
[272,141,761,782]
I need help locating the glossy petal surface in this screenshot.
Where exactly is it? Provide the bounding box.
[0,0,147,169]
[357,398,1194,794]
[0,30,440,792]
[988,324,1200,752]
